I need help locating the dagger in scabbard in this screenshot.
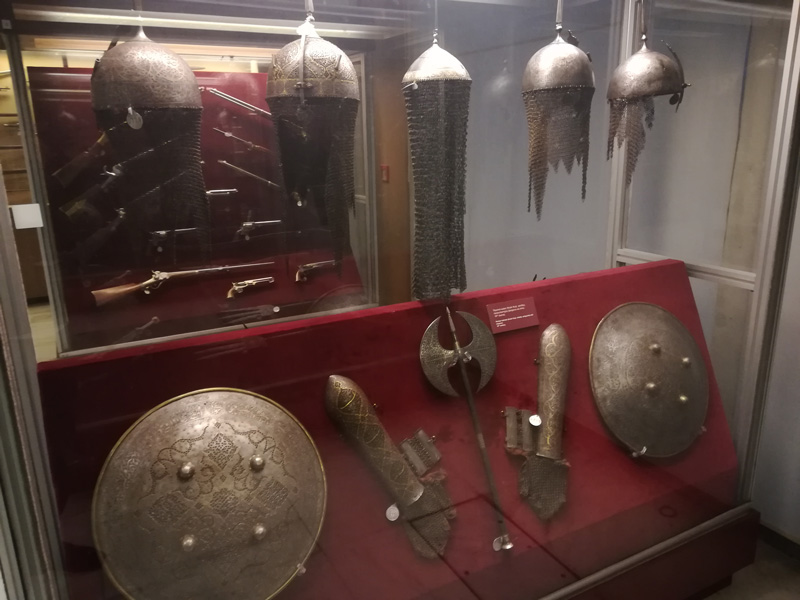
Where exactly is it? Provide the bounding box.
[325,375,453,558]
[521,324,571,520]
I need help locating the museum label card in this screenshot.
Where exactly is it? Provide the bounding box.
[486,297,539,334]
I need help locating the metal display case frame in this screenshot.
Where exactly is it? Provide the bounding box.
[0,1,798,598]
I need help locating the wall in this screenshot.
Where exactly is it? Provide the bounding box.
[372,40,412,305]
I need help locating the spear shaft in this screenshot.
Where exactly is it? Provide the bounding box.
[445,307,513,551]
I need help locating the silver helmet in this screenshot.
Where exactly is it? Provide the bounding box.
[522,0,595,219]
[91,27,201,112]
[607,0,689,188]
[266,3,360,266]
[89,27,207,263]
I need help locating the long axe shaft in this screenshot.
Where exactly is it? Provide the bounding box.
[445,307,513,551]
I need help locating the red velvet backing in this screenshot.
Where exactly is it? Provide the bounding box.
[28,68,363,350]
[37,260,738,599]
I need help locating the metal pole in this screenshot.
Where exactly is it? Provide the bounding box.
[445,307,513,551]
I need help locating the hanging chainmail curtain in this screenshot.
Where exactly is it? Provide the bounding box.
[403,39,470,301]
[91,27,208,264]
[607,95,654,189]
[522,4,594,219]
[266,13,360,266]
[607,0,688,188]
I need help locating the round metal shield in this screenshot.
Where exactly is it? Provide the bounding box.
[92,389,326,600]
[589,303,709,458]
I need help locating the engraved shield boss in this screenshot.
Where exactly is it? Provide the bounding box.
[420,311,497,396]
[590,303,709,458]
[92,389,326,600]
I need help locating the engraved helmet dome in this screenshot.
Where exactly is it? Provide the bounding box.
[266,24,359,101]
[522,35,594,92]
[607,42,685,101]
[91,28,201,111]
[402,41,471,84]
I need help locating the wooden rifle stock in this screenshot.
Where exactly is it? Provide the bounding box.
[92,280,152,307]
[92,262,274,307]
[91,272,199,306]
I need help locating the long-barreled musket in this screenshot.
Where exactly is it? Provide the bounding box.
[61,129,187,225]
[60,164,122,226]
[234,220,282,241]
[72,208,126,264]
[226,276,275,299]
[295,260,337,282]
[213,128,271,154]
[92,260,275,307]
[148,227,198,253]
[52,132,111,187]
[112,316,160,344]
[204,88,271,117]
[218,160,281,189]
[206,188,238,198]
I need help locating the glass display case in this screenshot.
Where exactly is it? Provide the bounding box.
[0,1,798,599]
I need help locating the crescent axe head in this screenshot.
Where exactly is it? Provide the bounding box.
[419,311,498,396]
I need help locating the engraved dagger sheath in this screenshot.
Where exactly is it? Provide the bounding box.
[537,324,570,461]
[325,375,452,558]
[520,323,571,521]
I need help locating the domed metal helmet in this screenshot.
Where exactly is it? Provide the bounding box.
[89,27,208,263]
[266,25,359,103]
[266,1,360,266]
[402,39,470,84]
[607,0,689,188]
[402,33,471,301]
[522,0,595,219]
[92,27,202,113]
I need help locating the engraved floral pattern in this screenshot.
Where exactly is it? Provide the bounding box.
[93,391,325,600]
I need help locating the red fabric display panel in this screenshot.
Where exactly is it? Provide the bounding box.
[28,67,363,350]
[38,260,737,599]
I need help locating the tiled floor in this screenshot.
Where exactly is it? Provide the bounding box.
[709,540,800,599]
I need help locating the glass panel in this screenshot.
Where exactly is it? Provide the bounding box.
[689,277,753,428]
[20,37,376,355]
[0,50,57,361]
[450,0,617,289]
[0,2,782,600]
[625,4,790,271]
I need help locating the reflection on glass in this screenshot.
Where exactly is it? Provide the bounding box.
[20,30,375,356]
[626,7,789,272]
[690,276,752,428]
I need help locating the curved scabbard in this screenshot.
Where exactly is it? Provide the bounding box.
[536,324,571,460]
[325,375,424,508]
